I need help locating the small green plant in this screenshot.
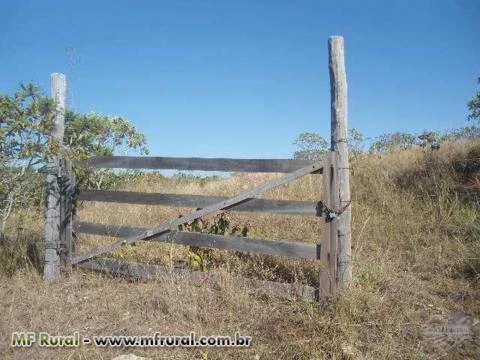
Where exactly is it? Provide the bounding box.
[112,243,138,261]
[178,212,248,271]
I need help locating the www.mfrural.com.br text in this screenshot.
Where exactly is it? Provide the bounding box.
[11,331,252,348]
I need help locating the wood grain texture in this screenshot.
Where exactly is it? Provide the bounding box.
[85,156,317,173]
[319,152,334,296]
[71,161,323,265]
[60,159,75,269]
[329,36,352,290]
[74,221,320,261]
[318,152,340,297]
[78,189,318,216]
[76,257,317,302]
[44,73,67,282]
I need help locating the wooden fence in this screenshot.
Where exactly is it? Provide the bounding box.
[44,36,351,301]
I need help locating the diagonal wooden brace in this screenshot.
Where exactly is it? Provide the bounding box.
[71,160,323,265]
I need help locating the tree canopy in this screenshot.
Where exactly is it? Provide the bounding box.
[467,78,480,123]
[292,132,328,161]
[292,128,365,160]
[0,83,149,231]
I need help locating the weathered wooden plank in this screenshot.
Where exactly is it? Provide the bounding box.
[318,152,339,297]
[74,221,320,261]
[76,257,317,302]
[329,36,351,290]
[85,156,316,173]
[71,161,323,265]
[44,73,66,282]
[78,190,318,216]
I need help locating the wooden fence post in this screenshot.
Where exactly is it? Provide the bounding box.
[60,158,75,270]
[319,152,339,296]
[329,36,352,290]
[44,73,67,281]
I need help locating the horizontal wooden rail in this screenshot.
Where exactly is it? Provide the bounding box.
[84,156,318,173]
[76,258,317,302]
[72,161,323,264]
[78,190,319,216]
[75,221,320,261]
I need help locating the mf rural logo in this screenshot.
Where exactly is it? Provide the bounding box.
[11,332,81,348]
[422,312,479,350]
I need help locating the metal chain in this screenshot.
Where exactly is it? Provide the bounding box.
[316,200,351,221]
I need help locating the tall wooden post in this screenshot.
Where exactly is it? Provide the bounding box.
[329,36,352,290]
[44,73,67,281]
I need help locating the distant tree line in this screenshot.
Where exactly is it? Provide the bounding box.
[293,78,480,160]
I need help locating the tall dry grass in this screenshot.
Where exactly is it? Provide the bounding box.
[76,171,324,285]
[1,140,479,359]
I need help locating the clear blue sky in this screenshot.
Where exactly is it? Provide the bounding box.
[1,0,478,159]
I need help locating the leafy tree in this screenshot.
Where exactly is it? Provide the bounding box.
[64,110,149,189]
[293,132,328,161]
[1,83,56,232]
[348,128,365,156]
[369,132,416,154]
[0,83,149,232]
[418,130,441,150]
[468,78,480,123]
[293,128,366,160]
[442,126,480,141]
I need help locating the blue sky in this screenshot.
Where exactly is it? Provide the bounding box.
[1,0,479,159]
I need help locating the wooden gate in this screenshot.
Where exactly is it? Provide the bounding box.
[44,36,351,301]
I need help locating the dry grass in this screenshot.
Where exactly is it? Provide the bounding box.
[1,141,479,359]
[76,173,323,286]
